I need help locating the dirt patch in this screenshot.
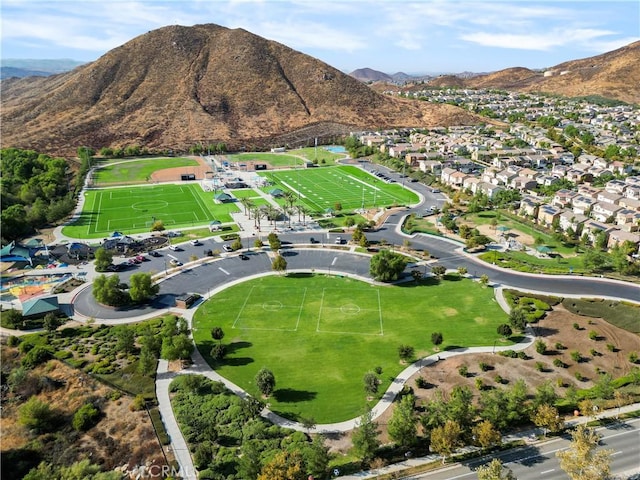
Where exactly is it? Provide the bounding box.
[0,357,171,473]
[149,156,212,182]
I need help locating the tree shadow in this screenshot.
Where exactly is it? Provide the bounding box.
[532,326,559,337]
[224,357,254,366]
[272,388,317,403]
[226,341,253,354]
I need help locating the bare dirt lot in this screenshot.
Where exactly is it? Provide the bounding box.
[328,305,640,453]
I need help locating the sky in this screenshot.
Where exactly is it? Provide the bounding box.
[1,0,639,74]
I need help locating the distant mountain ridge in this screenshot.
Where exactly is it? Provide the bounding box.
[0,59,86,79]
[0,24,486,156]
[351,42,640,104]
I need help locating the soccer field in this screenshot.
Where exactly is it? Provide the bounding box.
[259,165,419,213]
[62,184,240,238]
[193,274,510,422]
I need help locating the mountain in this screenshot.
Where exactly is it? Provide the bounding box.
[0,59,86,79]
[349,67,393,83]
[1,24,485,156]
[429,42,640,104]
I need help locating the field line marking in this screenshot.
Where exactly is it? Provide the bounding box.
[331,257,337,266]
[96,192,104,234]
[317,288,326,332]
[219,267,230,275]
[280,180,307,199]
[377,289,384,336]
[186,185,209,222]
[232,286,254,329]
[294,287,307,331]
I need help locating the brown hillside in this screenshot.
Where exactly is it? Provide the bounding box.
[424,41,640,104]
[0,24,485,156]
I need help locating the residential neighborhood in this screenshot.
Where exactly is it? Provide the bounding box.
[356,89,640,255]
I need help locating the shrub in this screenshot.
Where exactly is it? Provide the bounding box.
[54,350,73,360]
[573,322,580,330]
[555,342,566,350]
[494,375,504,384]
[588,330,598,341]
[575,372,584,381]
[130,394,146,411]
[535,339,547,355]
[18,397,56,432]
[210,344,226,361]
[517,351,528,360]
[556,378,566,388]
[497,324,512,337]
[475,378,484,390]
[606,343,616,352]
[535,362,545,372]
[553,359,567,368]
[7,335,21,347]
[415,377,430,389]
[499,350,517,358]
[479,362,490,372]
[458,364,469,377]
[629,352,638,364]
[374,366,383,375]
[398,344,415,362]
[72,403,100,431]
[21,345,53,369]
[590,349,599,357]
[570,351,582,362]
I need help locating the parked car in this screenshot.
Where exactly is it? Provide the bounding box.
[169,245,179,251]
[239,254,249,260]
[149,250,161,257]
[190,239,200,246]
[169,259,183,267]
[222,244,233,252]
[310,237,317,244]
[335,236,343,244]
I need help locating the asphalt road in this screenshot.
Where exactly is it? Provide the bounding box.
[405,418,640,480]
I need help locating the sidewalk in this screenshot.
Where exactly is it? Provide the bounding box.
[338,402,640,479]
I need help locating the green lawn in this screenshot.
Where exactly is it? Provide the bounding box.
[288,147,344,164]
[62,183,240,239]
[259,165,419,214]
[228,188,261,199]
[226,152,305,167]
[92,157,199,186]
[479,250,588,275]
[466,211,575,255]
[192,274,510,423]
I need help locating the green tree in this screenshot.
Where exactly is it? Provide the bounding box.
[255,368,276,397]
[272,254,287,274]
[509,307,528,331]
[497,324,512,337]
[387,394,418,449]
[72,403,100,431]
[267,232,281,250]
[92,274,126,306]
[115,326,136,353]
[161,333,193,361]
[137,343,157,376]
[43,312,64,332]
[211,326,225,344]
[556,424,612,480]
[93,247,113,272]
[303,434,330,479]
[431,265,447,278]
[431,332,443,348]
[479,274,490,286]
[150,220,165,232]
[398,344,415,362]
[351,409,380,464]
[18,396,55,432]
[476,458,516,480]
[430,420,463,463]
[128,272,159,303]
[369,249,407,282]
[363,372,379,396]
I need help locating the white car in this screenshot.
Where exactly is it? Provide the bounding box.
[169,245,179,251]
[190,239,200,246]
[222,244,233,252]
[335,236,343,244]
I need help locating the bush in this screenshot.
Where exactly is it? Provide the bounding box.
[517,351,528,360]
[629,352,638,364]
[575,372,584,381]
[535,339,547,355]
[573,323,580,330]
[479,362,490,372]
[398,344,415,362]
[535,362,545,372]
[7,335,21,347]
[72,403,100,431]
[0,309,24,329]
[21,345,53,369]
[458,364,469,377]
[415,377,430,389]
[54,350,73,360]
[588,330,598,341]
[18,396,55,432]
[497,324,512,337]
[130,394,146,411]
[570,351,582,362]
[499,350,517,358]
[555,342,566,350]
[606,343,616,352]
[553,359,567,368]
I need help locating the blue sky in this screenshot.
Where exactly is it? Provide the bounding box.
[1,0,638,74]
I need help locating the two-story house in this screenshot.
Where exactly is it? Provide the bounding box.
[591,202,623,223]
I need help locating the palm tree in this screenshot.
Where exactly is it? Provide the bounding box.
[296,204,310,225]
[240,198,254,219]
[252,206,265,230]
[283,191,297,210]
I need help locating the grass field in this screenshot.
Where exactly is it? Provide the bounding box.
[259,165,419,214]
[192,274,510,423]
[288,147,344,164]
[92,157,199,186]
[226,152,305,167]
[62,184,240,239]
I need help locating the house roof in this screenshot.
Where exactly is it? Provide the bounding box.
[22,296,59,317]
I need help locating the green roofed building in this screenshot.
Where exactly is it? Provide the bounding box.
[214,192,233,203]
[22,296,60,318]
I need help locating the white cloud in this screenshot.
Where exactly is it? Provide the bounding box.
[461,28,620,51]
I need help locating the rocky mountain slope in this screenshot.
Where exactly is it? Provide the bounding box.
[1,24,484,156]
[431,41,640,104]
